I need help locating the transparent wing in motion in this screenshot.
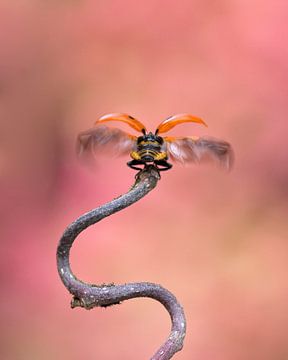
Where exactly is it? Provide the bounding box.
[77,125,137,160]
[164,136,234,170]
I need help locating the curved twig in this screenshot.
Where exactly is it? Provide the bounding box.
[57,165,186,360]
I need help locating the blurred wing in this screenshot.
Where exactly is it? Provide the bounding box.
[165,136,234,170]
[77,125,137,160]
[156,114,207,134]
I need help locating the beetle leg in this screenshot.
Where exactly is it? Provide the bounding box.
[154,160,173,171]
[127,159,145,171]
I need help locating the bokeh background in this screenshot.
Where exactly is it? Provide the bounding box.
[1,1,287,359]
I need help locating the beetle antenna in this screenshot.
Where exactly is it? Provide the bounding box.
[142,129,146,135]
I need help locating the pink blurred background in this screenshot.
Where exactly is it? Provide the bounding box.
[1,1,287,359]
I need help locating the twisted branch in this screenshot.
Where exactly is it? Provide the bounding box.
[57,165,186,360]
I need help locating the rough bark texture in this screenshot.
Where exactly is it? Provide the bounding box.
[57,165,186,360]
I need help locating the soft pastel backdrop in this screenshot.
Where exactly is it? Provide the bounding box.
[1,1,287,360]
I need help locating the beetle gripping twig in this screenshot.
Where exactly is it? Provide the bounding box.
[56,165,186,360]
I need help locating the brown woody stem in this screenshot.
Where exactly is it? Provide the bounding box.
[57,165,186,359]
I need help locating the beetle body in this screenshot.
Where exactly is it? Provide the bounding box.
[129,132,171,170]
[77,113,233,172]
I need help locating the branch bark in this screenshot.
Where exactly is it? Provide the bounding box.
[57,165,186,360]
